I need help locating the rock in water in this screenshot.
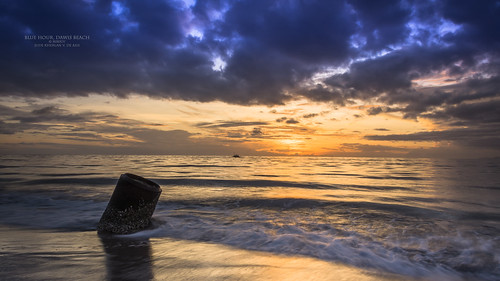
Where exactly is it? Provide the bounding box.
[97,173,162,234]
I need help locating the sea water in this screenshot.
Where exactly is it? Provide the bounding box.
[0,155,499,280]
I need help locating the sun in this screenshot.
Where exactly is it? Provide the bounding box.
[280,139,304,145]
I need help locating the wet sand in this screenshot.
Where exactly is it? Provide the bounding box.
[0,225,411,281]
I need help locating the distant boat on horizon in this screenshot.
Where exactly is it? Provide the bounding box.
[232,154,241,158]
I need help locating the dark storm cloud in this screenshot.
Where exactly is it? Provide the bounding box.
[440,0,500,49]
[300,0,500,129]
[348,0,411,51]
[0,0,358,105]
[0,0,499,120]
[221,0,355,64]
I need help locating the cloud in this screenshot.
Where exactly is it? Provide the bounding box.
[0,103,263,155]
[221,0,355,64]
[303,113,318,119]
[365,125,500,150]
[424,92,500,125]
[250,127,263,137]
[0,120,17,134]
[196,120,268,128]
[1,0,498,107]
[0,104,25,116]
[367,107,384,115]
[1,0,499,156]
[0,0,355,105]
[349,0,411,51]
[13,106,89,123]
[275,117,300,124]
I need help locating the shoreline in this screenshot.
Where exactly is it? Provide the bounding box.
[0,225,411,281]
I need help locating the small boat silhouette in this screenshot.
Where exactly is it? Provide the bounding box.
[232,154,241,158]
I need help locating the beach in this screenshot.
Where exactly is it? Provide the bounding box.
[0,226,411,281]
[0,155,499,280]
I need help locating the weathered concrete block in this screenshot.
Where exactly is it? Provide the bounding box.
[97,173,162,234]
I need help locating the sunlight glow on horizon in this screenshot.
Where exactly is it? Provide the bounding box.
[0,93,455,156]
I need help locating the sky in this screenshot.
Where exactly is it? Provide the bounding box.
[0,0,499,157]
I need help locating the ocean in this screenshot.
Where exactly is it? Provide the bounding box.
[0,155,499,280]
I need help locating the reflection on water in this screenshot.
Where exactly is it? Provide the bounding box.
[100,235,153,281]
[148,237,409,281]
[0,226,107,280]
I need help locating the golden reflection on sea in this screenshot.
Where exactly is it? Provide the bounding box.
[151,237,409,281]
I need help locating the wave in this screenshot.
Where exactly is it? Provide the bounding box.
[127,206,500,280]
[311,172,362,177]
[0,192,105,231]
[1,189,498,280]
[361,175,424,181]
[21,177,117,186]
[0,165,23,169]
[469,185,500,191]
[155,178,409,191]
[154,178,334,189]
[38,172,104,177]
[16,177,332,189]
[234,197,499,222]
[312,172,423,181]
[0,177,24,184]
[154,164,251,168]
[156,197,446,219]
[3,188,499,234]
